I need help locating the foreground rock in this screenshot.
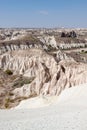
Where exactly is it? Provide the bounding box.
[0,84,87,130]
[14,83,87,109]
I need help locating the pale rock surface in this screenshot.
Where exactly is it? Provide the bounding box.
[39,35,87,50]
[0,42,46,55]
[0,48,87,101]
[14,83,87,109]
[59,42,87,49]
[55,50,74,61]
[0,84,87,130]
[39,35,58,49]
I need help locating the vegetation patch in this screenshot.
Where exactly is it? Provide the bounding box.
[12,76,35,88]
[81,50,87,54]
[4,98,10,108]
[5,69,13,75]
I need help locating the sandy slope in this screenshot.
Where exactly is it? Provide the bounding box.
[0,84,87,130]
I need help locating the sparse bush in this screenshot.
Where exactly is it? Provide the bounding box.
[12,77,35,88]
[5,69,13,75]
[48,45,53,51]
[81,50,84,52]
[5,98,10,108]
[9,92,14,96]
[81,50,87,54]
[47,45,57,51]
[61,32,66,37]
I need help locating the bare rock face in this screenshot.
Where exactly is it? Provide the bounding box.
[0,48,87,104]
[12,59,87,100]
[55,50,74,62]
[0,36,47,55]
[0,49,57,75]
[39,35,58,49]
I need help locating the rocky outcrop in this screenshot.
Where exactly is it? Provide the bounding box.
[38,35,58,49]
[0,48,87,105]
[0,33,87,55]
[0,29,27,41]
[0,29,87,109]
[12,60,87,99]
[38,35,87,50]
[0,36,47,55]
[58,42,87,49]
[61,31,77,38]
[54,50,74,62]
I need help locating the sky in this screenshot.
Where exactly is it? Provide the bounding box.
[0,0,87,28]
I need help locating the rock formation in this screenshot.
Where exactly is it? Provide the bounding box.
[61,31,77,38]
[0,48,87,109]
[0,28,87,109]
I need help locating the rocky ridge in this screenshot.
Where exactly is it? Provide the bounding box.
[0,29,87,109]
[0,48,87,108]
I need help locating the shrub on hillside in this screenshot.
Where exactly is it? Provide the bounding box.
[5,69,13,75]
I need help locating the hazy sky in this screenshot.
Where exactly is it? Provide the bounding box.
[0,0,87,28]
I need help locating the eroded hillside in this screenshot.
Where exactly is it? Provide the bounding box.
[0,28,87,109]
